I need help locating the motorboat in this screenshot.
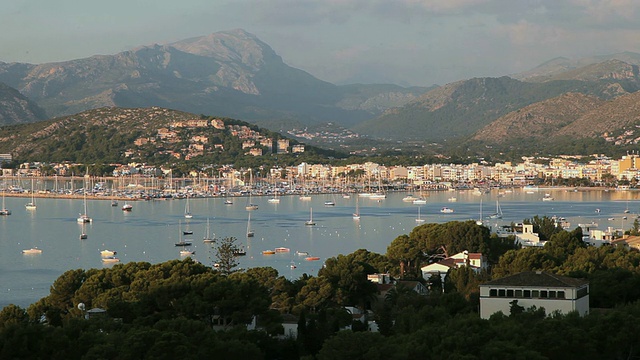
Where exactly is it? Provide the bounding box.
[440,207,454,213]
[100,250,117,257]
[180,250,195,256]
[22,248,42,254]
[275,247,290,253]
[262,250,275,255]
[121,202,133,211]
[101,256,120,263]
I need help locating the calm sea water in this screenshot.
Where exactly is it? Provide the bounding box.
[1,187,638,308]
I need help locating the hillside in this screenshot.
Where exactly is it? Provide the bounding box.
[0,29,427,129]
[352,76,620,141]
[0,107,342,165]
[0,82,48,126]
[471,93,605,143]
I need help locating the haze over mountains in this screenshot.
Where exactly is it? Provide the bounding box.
[2,29,640,156]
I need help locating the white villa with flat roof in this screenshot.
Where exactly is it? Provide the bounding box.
[479,271,589,319]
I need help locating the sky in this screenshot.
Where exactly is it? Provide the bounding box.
[2,0,640,87]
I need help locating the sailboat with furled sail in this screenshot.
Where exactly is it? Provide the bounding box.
[25,179,36,210]
[0,189,10,216]
[353,196,361,220]
[77,191,91,223]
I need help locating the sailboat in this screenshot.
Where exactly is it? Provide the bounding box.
[412,186,427,204]
[77,191,91,223]
[25,179,36,210]
[415,206,426,223]
[184,195,193,218]
[476,199,484,226]
[305,207,316,226]
[0,189,11,215]
[268,176,280,204]
[245,169,258,210]
[203,218,215,243]
[488,200,503,219]
[353,196,361,220]
[175,221,193,246]
[246,213,255,237]
[299,176,312,201]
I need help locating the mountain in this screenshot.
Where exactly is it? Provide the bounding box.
[513,52,640,82]
[0,82,48,126]
[352,76,621,141]
[0,29,427,129]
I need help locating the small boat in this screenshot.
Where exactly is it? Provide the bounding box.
[245,203,259,211]
[224,199,233,205]
[100,250,117,257]
[324,200,336,206]
[412,198,427,205]
[262,250,275,255]
[183,230,194,235]
[233,247,247,256]
[542,194,554,201]
[299,195,312,201]
[80,233,88,240]
[111,200,118,207]
[76,192,91,223]
[101,256,120,263]
[342,194,351,199]
[305,256,321,261]
[268,197,280,204]
[353,196,361,220]
[22,248,42,254]
[296,251,309,256]
[180,250,195,256]
[275,247,290,253]
[440,207,454,213]
[402,194,417,202]
[448,197,457,202]
[290,261,297,269]
[121,202,133,211]
[305,207,316,226]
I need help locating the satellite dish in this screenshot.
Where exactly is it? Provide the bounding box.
[78,303,85,311]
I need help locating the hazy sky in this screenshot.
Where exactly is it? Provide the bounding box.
[2,0,640,87]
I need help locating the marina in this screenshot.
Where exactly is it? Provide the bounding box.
[1,185,639,308]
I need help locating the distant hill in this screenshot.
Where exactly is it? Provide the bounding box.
[0,29,427,130]
[0,82,48,126]
[352,76,622,141]
[0,107,342,165]
[512,52,640,82]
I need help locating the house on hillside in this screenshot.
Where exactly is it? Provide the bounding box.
[479,271,589,319]
[421,251,487,284]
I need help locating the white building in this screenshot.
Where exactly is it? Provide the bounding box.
[479,271,589,319]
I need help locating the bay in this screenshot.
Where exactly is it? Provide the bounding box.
[1,187,637,308]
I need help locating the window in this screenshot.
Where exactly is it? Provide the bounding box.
[549,291,556,299]
[577,287,588,299]
[524,290,531,298]
[541,290,548,298]
[490,289,497,297]
[515,290,523,298]
[557,291,565,299]
[507,289,514,297]
[532,290,539,298]
[498,289,506,297]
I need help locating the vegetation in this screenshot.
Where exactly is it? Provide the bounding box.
[3,218,640,358]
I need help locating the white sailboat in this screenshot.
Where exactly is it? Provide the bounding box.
[77,191,91,223]
[0,189,11,215]
[488,200,503,219]
[353,196,361,220]
[415,206,426,223]
[184,195,193,218]
[305,207,316,226]
[245,169,258,210]
[203,218,215,243]
[25,179,36,210]
[476,199,484,226]
[246,213,255,237]
[268,176,280,204]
